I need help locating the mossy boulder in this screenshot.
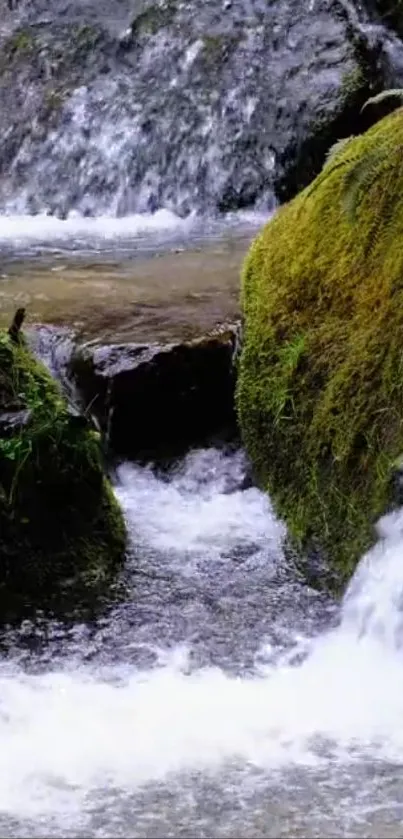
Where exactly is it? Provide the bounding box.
[237,107,403,589]
[0,328,126,620]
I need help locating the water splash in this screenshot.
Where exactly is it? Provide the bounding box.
[1,449,403,835]
[0,209,195,244]
[0,0,371,219]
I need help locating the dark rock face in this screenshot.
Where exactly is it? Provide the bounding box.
[0,0,400,216]
[71,327,239,460]
[364,0,403,37]
[0,408,32,436]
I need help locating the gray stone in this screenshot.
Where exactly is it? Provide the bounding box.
[0,0,400,216]
[71,325,240,459]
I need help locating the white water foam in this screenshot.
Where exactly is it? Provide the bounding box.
[2,452,403,825]
[0,210,195,245]
[115,449,284,563]
[0,209,269,251]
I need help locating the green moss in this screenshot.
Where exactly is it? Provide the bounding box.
[200,33,241,65]
[4,28,36,59]
[0,28,39,73]
[41,87,67,120]
[131,2,177,38]
[0,21,104,77]
[237,107,403,589]
[339,65,366,102]
[44,23,104,77]
[70,23,102,58]
[0,331,126,620]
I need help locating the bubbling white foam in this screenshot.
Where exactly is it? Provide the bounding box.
[115,449,284,561]
[2,454,403,827]
[0,209,194,245]
[0,208,268,250]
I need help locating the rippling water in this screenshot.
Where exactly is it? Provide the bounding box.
[0,210,268,257]
[2,447,403,837]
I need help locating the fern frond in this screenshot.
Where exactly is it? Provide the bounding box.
[304,157,352,204]
[362,155,402,258]
[323,136,355,170]
[341,148,388,222]
[361,88,403,112]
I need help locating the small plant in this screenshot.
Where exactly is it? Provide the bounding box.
[361,88,403,111]
[308,89,403,223]
[0,436,30,461]
[269,334,306,426]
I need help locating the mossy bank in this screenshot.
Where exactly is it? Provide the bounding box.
[0,328,126,620]
[237,107,403,589]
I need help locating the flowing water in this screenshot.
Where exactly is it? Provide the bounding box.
[1,182,403,839]
[2,1,403,835]
[1,445,403,837]
[0,217,258,342]
[3,0,403,218]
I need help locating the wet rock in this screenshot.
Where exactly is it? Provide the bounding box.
[0,408,31,436]
[0,0,400,215]
[71,325,240,459]
[390,455,403,506]
[26,323,80,402]
[273,17,397,201]
[365,0,403,37]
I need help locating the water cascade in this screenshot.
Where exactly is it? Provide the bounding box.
[0,450,403,836]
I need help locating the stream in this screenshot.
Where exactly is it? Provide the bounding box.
[1,0,403,828]
[1,443,403,837]
[0,212,262,343]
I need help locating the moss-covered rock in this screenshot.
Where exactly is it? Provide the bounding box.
[0,328,126,620]
[237,107,403,589]
[130,1,178,39]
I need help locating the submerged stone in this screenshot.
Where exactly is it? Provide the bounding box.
[236,108,403,588]
[0,328,126,621]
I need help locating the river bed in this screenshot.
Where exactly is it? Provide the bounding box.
[0,216,259,342]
